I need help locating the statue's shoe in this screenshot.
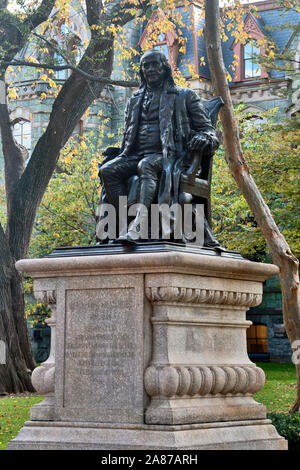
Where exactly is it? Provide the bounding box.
[108,239,121,245]
[117,210,148,245]
[117,232,139,245]
[204,242,227,252]
[214,245,227,253]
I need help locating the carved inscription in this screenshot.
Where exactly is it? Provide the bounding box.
[63,288,138,409]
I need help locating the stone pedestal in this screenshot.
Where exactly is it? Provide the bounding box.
[30,289,56,421]
[8,249,287,450]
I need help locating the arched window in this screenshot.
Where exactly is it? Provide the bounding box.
[153,34,169,60]
[13,119,31,152]
[231,13,268,82]
[244,42,261,79]
[247,323,268,353]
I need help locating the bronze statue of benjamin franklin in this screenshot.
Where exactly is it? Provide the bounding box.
[97,49,223,248]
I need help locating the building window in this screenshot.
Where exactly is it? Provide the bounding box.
[244,42,261,78]
[13,119,31,152]
[247,323,268,353]
[153,34,169,60]
[231,13,268,82]
[53,52,68,80]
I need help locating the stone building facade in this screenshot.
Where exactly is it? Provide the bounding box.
[247,276,292,363]
[1,0,299,363]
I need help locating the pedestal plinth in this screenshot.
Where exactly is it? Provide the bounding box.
[8,247,287,450]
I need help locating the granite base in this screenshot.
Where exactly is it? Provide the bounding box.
[7,419,287,450]
[8,249,287,450]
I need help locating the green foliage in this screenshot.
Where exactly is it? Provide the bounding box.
[267,412,300,450]
[24,276,51,325]
[211,107,300,260]
[277,0,300,13]
[29,133,102,259]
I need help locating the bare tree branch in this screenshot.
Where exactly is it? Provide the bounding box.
[32,30,71,64]
[4,58,138,87]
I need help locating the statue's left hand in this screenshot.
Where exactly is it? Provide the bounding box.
[188,133,212,153]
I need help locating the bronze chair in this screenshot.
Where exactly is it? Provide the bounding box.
[180,96,224,227]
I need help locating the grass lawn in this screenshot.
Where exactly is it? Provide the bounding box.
[0,394,44,451]
[254,362,297,413]
[0,362,298,450]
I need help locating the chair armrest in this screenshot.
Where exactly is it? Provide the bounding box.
[180,175,211,198]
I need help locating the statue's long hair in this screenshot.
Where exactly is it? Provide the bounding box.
[139,50,175,89]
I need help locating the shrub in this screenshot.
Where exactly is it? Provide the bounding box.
[268,412,300,450]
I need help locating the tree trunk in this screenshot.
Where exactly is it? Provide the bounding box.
[204,0,300,412]
[0,0,128,393]
[0,225,34,394]
[0,0,57,394]
[1,0,146,393]
[0,83,36,394]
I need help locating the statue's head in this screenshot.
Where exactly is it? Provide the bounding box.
[139,49,175,88]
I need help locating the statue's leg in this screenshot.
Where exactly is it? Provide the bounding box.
[118,154,163,244]
[98,155,140,240]
[137,154,163,208]
[99,156,139,208]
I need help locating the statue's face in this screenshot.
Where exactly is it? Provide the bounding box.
[141,53,166,88]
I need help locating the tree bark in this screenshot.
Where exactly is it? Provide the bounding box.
[204,0,300,412]
[0,0,151,393]
[0,0,57,393]
[0,224,34,393]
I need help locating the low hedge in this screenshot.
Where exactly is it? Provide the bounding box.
[268,412,300,450]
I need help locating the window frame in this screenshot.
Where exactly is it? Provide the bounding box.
[247,323,268,354]
[243,42,262,79]
[12,118,32,153]
[153,34,169,60]
[231,13,268,82]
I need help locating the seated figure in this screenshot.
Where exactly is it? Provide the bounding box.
[97,49,223,249]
